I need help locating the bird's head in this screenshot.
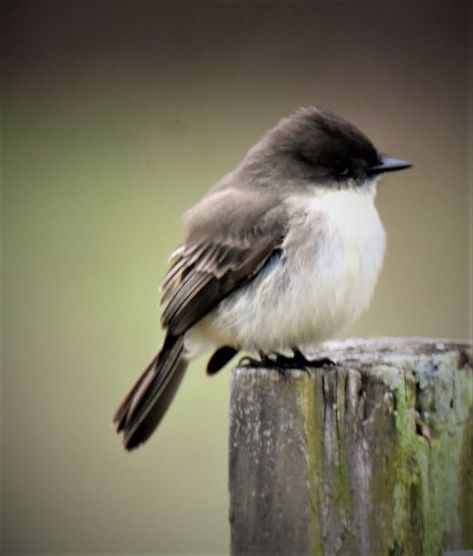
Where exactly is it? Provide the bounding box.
[244,106,411,191]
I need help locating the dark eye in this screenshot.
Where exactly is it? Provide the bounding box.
[332,159,351,178]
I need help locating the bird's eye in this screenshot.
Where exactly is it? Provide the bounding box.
[332,159,351,178]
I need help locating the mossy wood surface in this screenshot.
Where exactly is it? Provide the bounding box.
[229,338,473,556]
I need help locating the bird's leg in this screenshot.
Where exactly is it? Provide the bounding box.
[275,348,336,369]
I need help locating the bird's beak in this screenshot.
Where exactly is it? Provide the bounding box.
[368,156,412,175]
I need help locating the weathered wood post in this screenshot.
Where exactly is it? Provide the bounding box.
[229,338,473,556]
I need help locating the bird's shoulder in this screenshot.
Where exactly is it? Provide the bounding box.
[183,184,286,243]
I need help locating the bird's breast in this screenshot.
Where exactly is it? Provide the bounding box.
[203,188,386,353]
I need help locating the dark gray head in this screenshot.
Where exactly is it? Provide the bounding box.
[243,106,411,188]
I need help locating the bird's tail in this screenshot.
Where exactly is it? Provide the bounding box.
[113,334,188,450]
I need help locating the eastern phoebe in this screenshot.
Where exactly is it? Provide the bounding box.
[114,106,411,450]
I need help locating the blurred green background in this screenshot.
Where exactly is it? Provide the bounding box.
[2,1,472,554]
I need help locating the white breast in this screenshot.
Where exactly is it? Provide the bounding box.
[190,187,386,355]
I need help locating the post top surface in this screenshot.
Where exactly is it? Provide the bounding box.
[320,337,471,357]
[235,337,472,375]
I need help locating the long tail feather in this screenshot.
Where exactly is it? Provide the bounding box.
[113,334,188,450]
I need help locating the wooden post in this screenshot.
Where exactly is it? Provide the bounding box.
[229,338,473,556]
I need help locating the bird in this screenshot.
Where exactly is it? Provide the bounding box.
[113,106,411,450]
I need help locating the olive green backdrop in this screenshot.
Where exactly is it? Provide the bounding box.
[2,1,472,554]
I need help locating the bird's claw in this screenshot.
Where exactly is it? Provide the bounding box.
[238,355,275,369]
[238,350,336,375]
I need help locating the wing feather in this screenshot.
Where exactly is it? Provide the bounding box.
[160,232,283,336]
[162,272,212,325]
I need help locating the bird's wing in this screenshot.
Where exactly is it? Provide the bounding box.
[160,209,286,336]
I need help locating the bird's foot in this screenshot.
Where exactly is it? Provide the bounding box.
[238,349,335,377]
[273,349,335,376]
[238,353,277,369]
[238,353,298,380]
[277,348,335,368]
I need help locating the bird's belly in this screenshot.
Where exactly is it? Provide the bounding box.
[197,191,386,354]
[205,238,382,354]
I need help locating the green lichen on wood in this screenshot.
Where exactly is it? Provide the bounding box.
[297,373,325,556]
[459,405,473,547]
[352,351,472,555]
[367,364,426,555]
[370,364,426,554]
[294,345,473,555]
[230,340,473,556]
[414,353,473,553]
[302,369,358,555]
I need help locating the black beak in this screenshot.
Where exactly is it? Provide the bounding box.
[368,156,412,175]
